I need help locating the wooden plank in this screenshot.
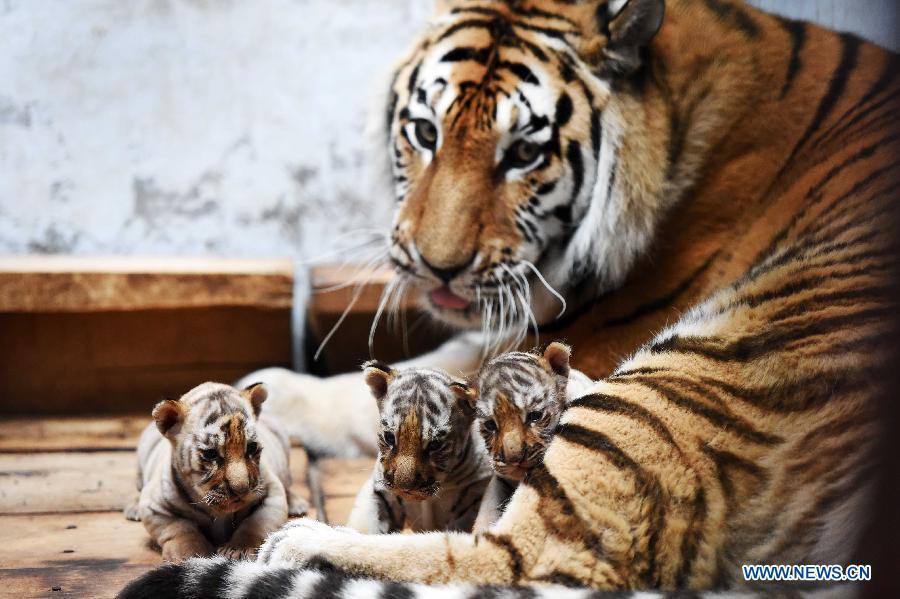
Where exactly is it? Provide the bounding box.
[0,449,311,515]
[0,512,158,569]
[0,256,293,312]
[316,457,375,498]
[3,563,154,599]
[0,307,291,414]
[323,495,357,527]
[0,417,147,452]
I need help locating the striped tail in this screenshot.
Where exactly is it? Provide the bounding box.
[116,557,858,599]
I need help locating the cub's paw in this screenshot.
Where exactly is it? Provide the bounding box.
[217,542,261,560]
[287,491,310,518]
[161,536,214,563]
[257,518,358,566]
[123,502,141,522]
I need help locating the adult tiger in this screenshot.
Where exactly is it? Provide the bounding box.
[120,0,898,595]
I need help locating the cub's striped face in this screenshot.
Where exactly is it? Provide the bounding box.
[383,2,610,343]
[474,343,571,480]
[363,364,475,501]
[153,382,267,514]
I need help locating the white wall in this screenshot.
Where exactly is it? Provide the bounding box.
[1,0,894,259]
[0,0,433,259]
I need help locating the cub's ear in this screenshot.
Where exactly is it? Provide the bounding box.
[590,0,665,78]
[241,382,268,417]
[449,381,478,417]
[152,399,185,438]
[543,342,572,377]
[362,360,396,408]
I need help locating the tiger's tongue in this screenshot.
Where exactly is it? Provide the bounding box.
[430,286,471,310]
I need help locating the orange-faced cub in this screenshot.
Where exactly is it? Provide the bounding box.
[125,382,307,561]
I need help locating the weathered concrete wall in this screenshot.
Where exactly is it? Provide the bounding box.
[1,0,895,260]
[0,0,433,260]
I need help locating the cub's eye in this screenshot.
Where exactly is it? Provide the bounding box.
[413,119,438,151]
[483,420,497,433]
[200,448,220,462]
[382,431,396,448]
[246,441,260,456]
[426,438,445,453]
[506,140,541,169]
[526,410,544,424]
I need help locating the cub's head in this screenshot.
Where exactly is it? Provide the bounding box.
[380,0,666,343]
[152,382,268,514]
[474,342,571,480]
[363,361,476,501]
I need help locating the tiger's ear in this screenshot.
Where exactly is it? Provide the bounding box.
[362,360,396,409]
[449,381,478,417]
[152,399,185,439]
[589,0,665,78]
[543,342,572,378]
[240,382,268,417]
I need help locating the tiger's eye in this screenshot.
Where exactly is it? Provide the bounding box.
[508,140,541,168]
[246,441,260,456]
[382,431,396,447]
[413,119,438,151]
[426,438,444,453]
[483,420,497,433]
[200,448,220,462]
[526,410,544,424]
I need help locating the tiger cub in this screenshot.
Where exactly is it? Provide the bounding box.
[124,381,307,562]
[472,342,592,532]
[346,362,493,533]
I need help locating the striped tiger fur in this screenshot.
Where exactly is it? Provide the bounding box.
[124,382,306,561]
[122,0,899,595]
[117,555,855,598]
[472,342,594,532]
[346,362,493,533]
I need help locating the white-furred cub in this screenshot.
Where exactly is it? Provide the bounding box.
[125,382,306,561]
[472,342,593,532]
[346,362,492,533]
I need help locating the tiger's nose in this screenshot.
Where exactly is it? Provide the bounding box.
[420,253,476,283]
[225,463,250,496]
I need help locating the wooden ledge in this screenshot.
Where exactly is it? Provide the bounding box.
[0,256,294,312]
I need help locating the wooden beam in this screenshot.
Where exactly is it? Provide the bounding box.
[0,256,294,312]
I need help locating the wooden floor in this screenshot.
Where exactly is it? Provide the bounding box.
[0,416,374,598]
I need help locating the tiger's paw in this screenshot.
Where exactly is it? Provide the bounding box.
[257,518,360,567]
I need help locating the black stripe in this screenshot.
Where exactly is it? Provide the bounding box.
[568,393,680,450]
[378,582,416,599]
[779,18,807,98]
[625,376,781,446]
[194,560,231,597]
[704,0,760,38]
[555,93,573,127]
[482,532,524,582]
[782,33,862,171]
[566,141,584,205]
[441,47,491,64]
[242,568,299,599]
[501,61,540,85]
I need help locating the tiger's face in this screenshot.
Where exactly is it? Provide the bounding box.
[363,362,476,501]
[152,382,268,515]
[380,1,666,343]
[474,343,571,481]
